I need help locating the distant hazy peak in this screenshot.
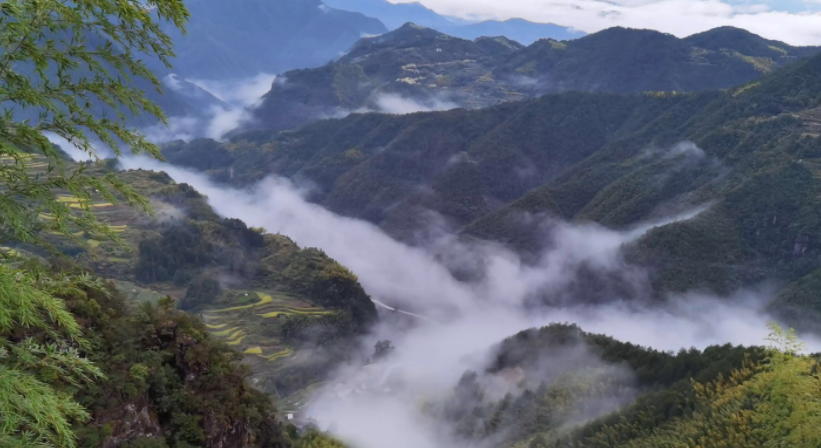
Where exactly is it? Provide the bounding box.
[686,26,763,43]
[323,0,582,44]
[578,26,676,42]
[683,26,818,57]
[343,22,455,58]
[383,22,447,40]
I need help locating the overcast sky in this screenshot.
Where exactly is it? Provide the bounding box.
[391,0,821,45]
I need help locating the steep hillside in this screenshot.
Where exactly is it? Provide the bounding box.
[5,157,378,404]
[250,24,818,132]
[164,50,821,330]
[60,280,291,448]
[423,323,819,448]
[252,24,524,131]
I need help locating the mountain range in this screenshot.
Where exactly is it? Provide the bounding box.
[155,0,387,80]
[322,0,583,44]
[250,24,820,132]
[164,35,821,332]
[15,4,821,446]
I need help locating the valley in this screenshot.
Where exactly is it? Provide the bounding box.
[6,2,821,448]
[163,48,821,335]
[3,154,376,416]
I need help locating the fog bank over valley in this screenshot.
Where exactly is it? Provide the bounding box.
[114,154,818,448]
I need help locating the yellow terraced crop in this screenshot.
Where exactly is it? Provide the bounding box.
[212,327,239,337]
[260,348,294,362]
[226,329,244,340]
[255,292,274,305]
[227,335,246,346]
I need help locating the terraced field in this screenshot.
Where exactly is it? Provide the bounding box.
[1,154,134,257]
[203,292,331,366]
[3,161,362,406]
[0,246,22,257]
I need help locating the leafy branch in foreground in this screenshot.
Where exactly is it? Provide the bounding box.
[0,265,103,448]
[0,0,188,248]
[0,1,188,446]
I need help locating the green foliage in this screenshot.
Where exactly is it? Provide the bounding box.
[432,324,766,448]
[0,0,188,248]
[58,281,288,448]
[373,340,394,360]
[293,430,347,448]
[436,323,821,448]
[0,264,105,447]
[0,1,220,447]
[556,324,821,448]
[181,275,222,311]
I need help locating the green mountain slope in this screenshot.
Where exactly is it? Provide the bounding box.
[62,281,290,448]
[4,157,378,405]
[252,23,523,131]
[429,323,819,448]
[164,50,821,329]
[250,24,818,132]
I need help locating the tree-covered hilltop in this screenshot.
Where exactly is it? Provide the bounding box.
[162,49,821,330]
[247,24,819,132]
[56,271,290,448]
[422,323,820,448]
[17,163,378,400]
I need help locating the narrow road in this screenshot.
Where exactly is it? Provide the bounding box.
[371,298,438,324]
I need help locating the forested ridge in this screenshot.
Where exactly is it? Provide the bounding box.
[416,323,820,448]
[164,48,821,331]
[247,23,819,132]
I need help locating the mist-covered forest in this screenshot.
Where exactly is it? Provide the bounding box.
[5,1,821,448]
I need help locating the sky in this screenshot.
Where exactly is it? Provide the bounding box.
[390,0,821,45]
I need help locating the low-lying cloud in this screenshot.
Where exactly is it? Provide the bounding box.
[400,0,821,46]
[328,93,461,121]
[186,73,276,108]
[113,156,821,448]
[372,93,460,115]
[117,156,813,347]
[146,73,277,143]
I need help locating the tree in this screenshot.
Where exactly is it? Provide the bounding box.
[181,275,222,310]
[0,0,187,247]
[0,1,188,447]
[373,340,394,360]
